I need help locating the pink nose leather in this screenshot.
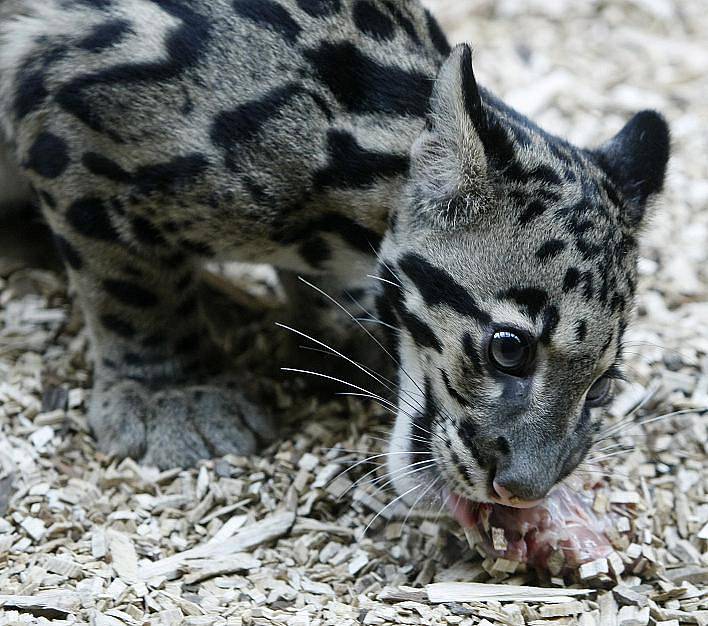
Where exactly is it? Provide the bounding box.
[492,480,544,509]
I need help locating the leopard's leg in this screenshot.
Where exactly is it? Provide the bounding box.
[44,202,275,468]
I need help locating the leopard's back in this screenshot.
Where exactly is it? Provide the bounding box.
[0,0,447,270]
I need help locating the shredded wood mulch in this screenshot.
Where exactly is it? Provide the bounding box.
[0,1,706,624]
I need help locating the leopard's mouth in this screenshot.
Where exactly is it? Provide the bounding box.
[444,486,615,574]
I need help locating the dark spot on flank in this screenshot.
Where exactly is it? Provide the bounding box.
[536,239,565,261]
[82,153,131,182]
[131,216,167,246]
[103,279,159,308]
[575,320,587,343]
[398,307,442,352]
[304,41,431,116]
[78,19,132,52]
[55,1,211,138]
[14,69,48,120]
[540,305,560,345]
[100,314,135,338]
[399,253,491,324]
[498,286,548,320]
[233,0,301,43]
[299,236,332,268]
[306,89,334,120]
[424,9,450,56]
[211,83,304,171]
[133,154,208,195]
[353,0,395,41]
[66,197,118,241]
[295,0,341,17]
[563,267,580,292]
[518,200,546,225]
[25,133,70,179]
[581,271,594,300]
[313,129,409,190]
[53,235,83,269]
[277,211,382,254]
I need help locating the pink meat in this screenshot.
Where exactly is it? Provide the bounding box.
[448,484,615,575]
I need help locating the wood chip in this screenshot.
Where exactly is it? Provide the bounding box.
[618,605,650,626]
[0,593,80,615]
[425,582,592,603]
[579,558,609,580]
[108,530,138,583]
[139,511,294,580]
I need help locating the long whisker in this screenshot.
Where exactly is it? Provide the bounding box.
[366,273,400,288]
[324,450,433,484]
[371,460,437,493]
[369,243,403,287]
[339,458,435,501]
[360,484,420,539]
[400,475,441,534]
[297,276,433,420]
[277,322,398,400]
[597,406,707,441]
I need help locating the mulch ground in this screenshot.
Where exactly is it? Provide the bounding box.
[0,1,706,624]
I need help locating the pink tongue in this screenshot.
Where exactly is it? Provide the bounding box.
[447,485,615,575]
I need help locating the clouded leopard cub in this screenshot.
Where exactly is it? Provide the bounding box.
[0,0,668,508]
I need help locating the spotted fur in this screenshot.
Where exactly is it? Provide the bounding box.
[0,0,669,505]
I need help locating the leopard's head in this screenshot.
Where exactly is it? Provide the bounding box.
[376,44,670,511]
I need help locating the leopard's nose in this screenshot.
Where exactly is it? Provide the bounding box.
[491,479,544,509]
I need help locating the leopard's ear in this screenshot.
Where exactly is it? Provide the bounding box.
[409,44,491,229]
[595,111,670,225]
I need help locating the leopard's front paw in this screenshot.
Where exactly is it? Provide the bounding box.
[89,379,275,468]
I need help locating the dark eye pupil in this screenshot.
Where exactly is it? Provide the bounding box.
[489,330,530,373]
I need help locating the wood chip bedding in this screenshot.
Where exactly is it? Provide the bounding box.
[1,0,707,624]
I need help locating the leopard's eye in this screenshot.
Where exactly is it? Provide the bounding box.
[488,329,534,376]
[586,376,613,407]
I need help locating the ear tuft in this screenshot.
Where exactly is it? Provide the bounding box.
[596,110,670,222]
